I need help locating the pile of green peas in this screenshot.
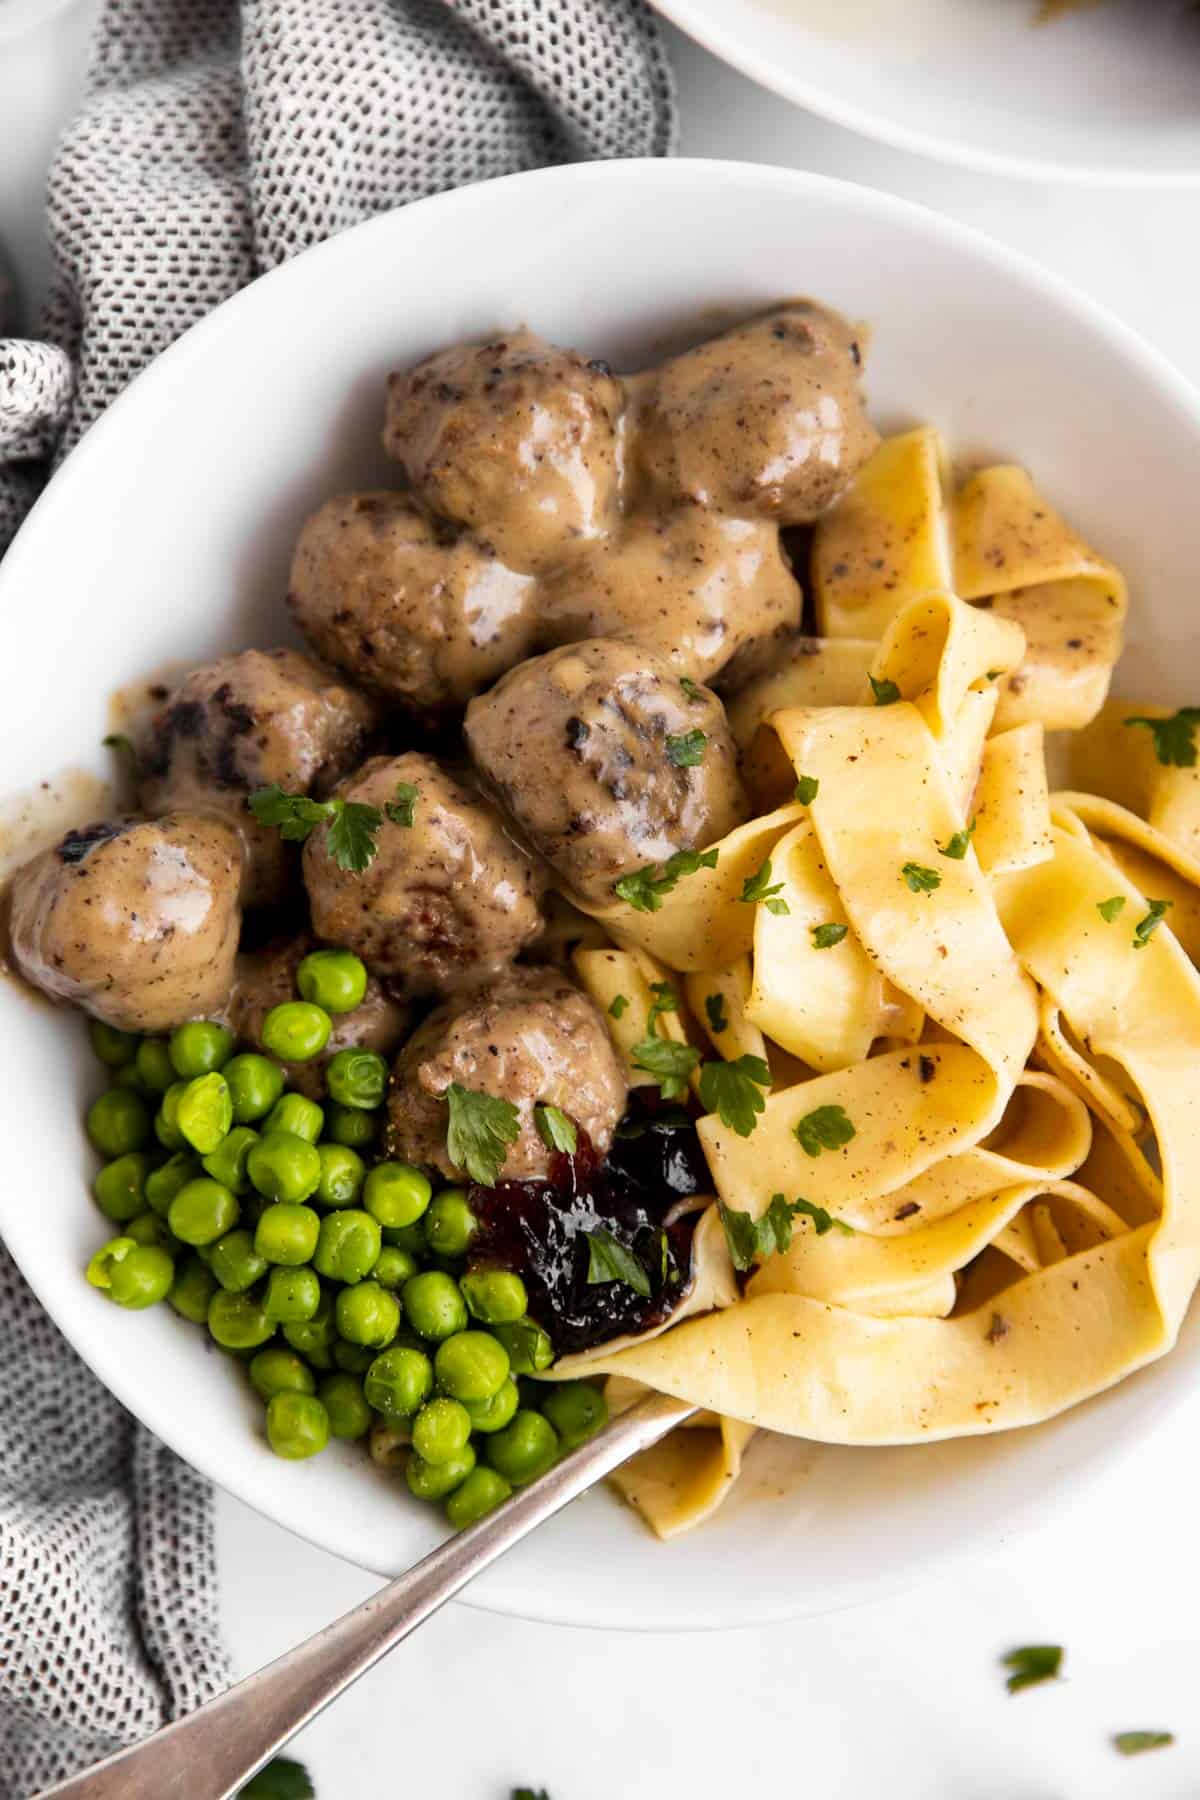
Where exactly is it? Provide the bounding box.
[81,946,607,1531]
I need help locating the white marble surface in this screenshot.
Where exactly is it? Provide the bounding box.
[5,9,1200,1797]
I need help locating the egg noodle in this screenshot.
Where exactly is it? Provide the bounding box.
[555,429,1200,1538]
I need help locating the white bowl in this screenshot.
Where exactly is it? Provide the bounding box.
[3,160,1200,1630]
[656,0,1200,185]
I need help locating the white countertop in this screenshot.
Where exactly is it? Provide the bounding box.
[5,11,1200,1798]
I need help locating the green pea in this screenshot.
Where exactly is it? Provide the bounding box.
[363,1162,431,1231]
[313,1210,381,1284]
[296,947,368,1014]
[462,1377,520,1435]
[88,1018,138,1068]
[319,1372,372,1440]
[176,1072,233,1155]
[405,1444,475,1502]
[540,1381,608,1451]
[224,1053,285,1124]
[263,1265,321,1324]
[282,1294,336,1366]
[424,1188,477,1258]
[169,1254,217,1324]
[202,1125,259,1195]
[92,1151,153,1224]
[265,1093,324,1145]
[209,1228,269,1294]
[112,1062,150,1094]
[168,1177,239,1246]
[402,1271,468,1343]
[255,1202,320,1267]
[261,1000,331,1064]
[412,1396,472,1465]
[135,1037,176,1093]
[332,1339,375,1374]
[445,1466,512,1530]
[485,1410,559,1486]
[247,1130,322,1203]
[315,1143,365,1207]
[461,1267,528,1325]
[335,1281,399,1349]
[87,1087,151,1158]
[489,1317,555,1375]
[372,1246,418,1291]
[434,1330,509,1404]
[382,1220,427,1254]
[124,1210,171,1249]
[87,1237,174,1309]
[266,1391,330,1459]
[323,1103,379,1149]
[324,1048,388,1111]
[364,1345,433,1420]
[249,1346,316,1403]
[168,1020,233,1078]
[208,1289,274,1351]
[145,1152,202,1216]
[154,1082,189,1150]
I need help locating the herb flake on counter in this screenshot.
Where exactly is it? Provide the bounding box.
[679,676,703,703]
[938,821,975,860]
[613,846,719,913]
[704,991,729,1035]
[1002,1645,1063,1694]
[666,728,707,768]
[444,1082,520,1187]
[740,858,790,916]
[534,1104,577,1155]
[249,781,418,874]
[1097,895,1126,923]
[1132,898,1172,948]
[794,1103,856,1159]
[719,1192,851,1271]
[608,994,629,1019]
[902,861,941,895]
[870,675,901,706]
[238,1758,315,1800]
[1113,1732,1174,1756]
[794,774,820,805]
[630,1035,700,1101]
[811,921,849,950]
[1124,707,1200,768]
[584,1227,651,1298]
[698,1054,772,1137]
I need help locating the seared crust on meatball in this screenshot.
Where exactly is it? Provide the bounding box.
[385,966,628,1182]
[139,648,379,907]
[464,639,748,906]
[287,492,537,720]
[382,330,625,574]
[631,302,878,523]
[303,752,546,996]
[9,813,242,1033]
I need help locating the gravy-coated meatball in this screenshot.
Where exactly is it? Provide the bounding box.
[303,753,546,996]
[386,966,628,1182]
[464,639,748,906]
[139,648,378,907]
[9,813,242,1033]
[538,510,801,686]
[288,492,537,720]
[632,303,878,523]
[382,330,625,572]
[227,934,409,1099]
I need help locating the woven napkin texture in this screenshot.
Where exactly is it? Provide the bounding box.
[0,3,675,1792]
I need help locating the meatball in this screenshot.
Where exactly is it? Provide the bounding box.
[382,330,625,572]
[631,302,878,523]
[386,966,628,1183]
[9,813,242,1034]
[287,491,537,720]
[538,510,802,687]
[464,639,748,906]
[303,752,546,996]
[139,648,378,907]
[226,934,409,1099]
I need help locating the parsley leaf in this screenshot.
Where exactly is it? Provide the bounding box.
[811,921,848,949]
[513,1790,550,1800]
[534,1104,577,1155]
[1002,1645,1063,1694]
[613,847,719,913]
[324,798,386,874]
[1113,1732,1173,1756]
[248,784,331,842]
[584,1228,651,1297]
[1125,707,1200,768]
[1096,895,1126,923]
[704,991,729,1035]
[1133,898,1172,948]
[938,821,975,860]
[385,780,419,828]
[698,1054,771,1137]
[608,994,629,1020]
[870,674,901,706]
[444,1082,520,1187]
[666,728,707,768]
[238,1758,315,1800]
[646,980,679,1034]
[985,668,1004,682]
[740,858,790,916]
[102,732,140,777]
[902,861,941,895]
[718,1192,851,1272]
[630,1035,700,1100]
[794,775,820,804]
[794,1103,856,1158]
[679,677,703,703]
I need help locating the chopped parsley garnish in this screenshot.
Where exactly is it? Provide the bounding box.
[513,1788,551,1800]
[985,668,1004,682]
[794,1103,856,1158]
[1124,707,1200,768]
[238,1758,315,1799]
[386,780,419,828]
[811,921,849,950]
[534,1104,577,1155]
[1096,895,1126,923]
[704,991,729,1035]
[718,1192,851,1272]
[794,775,820,805]
[630,1035,700,1101]
[1132,898,1172,948]
[646,980,679,1034]
[666,728,707,767]
[444,1082,520,1187]
[584,1228,651,1298]
[679,677,704,703]
[938,821,975,860]
[1113,1732,1174,1756]
[249,780,417,875]
[698,1054,772,1137]
[869,674,901,706]
[102,732,139,776]
[608,993,629,1020]
[740,859,790,916]
[1002,1645,1063,1694]
[901,861,941,895]
[613,847,719,913]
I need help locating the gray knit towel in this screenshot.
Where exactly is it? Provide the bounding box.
[0,3,675,1792]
